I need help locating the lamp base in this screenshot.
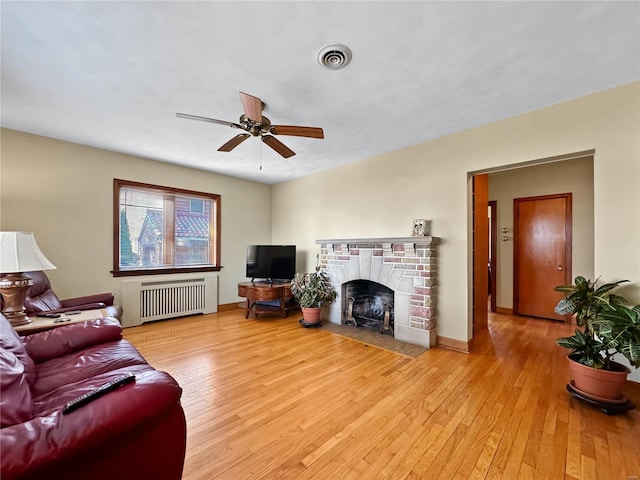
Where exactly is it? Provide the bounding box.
[0,273,34,327]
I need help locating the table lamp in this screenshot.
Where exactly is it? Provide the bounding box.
[0,232,56,326]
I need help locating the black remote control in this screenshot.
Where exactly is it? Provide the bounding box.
[62,373,136,414]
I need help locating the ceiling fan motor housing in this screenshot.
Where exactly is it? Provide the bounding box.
[318,44,352,70]
[240,114,271,136]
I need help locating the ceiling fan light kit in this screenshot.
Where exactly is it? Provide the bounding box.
[317,44,352,70]
[177,92,324,158]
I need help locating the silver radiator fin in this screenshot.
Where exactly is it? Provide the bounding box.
[139,282,206,319]
[121,274,217,327]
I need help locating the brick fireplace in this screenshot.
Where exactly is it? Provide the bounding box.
[316,237,439,348]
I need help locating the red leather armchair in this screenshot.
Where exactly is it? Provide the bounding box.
[0,313,186,480]
[22,271,123,320]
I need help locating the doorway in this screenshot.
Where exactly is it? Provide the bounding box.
[513,193,572,321]
[489,200,497,313]
[470,153,594,348]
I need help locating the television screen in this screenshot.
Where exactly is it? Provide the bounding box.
[246,245,296,281]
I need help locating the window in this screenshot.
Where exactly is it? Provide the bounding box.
[113,179,221,276]
[190,199,204,213]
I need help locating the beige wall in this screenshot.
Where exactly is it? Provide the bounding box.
[488,156,595,309]
[1,82,638,364]
[272,82,640,345]
[0,129,273,305]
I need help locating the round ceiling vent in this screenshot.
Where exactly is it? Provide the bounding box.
[317,44,352,70]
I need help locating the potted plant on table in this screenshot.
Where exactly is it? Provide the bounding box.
[555,276,640,401]
[290,267,337,326]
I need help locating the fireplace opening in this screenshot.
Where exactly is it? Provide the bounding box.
[342,280,394,335]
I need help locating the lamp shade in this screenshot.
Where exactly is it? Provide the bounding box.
[0,232,56,273]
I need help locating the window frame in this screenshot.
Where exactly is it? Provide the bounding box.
[112,178,222,277]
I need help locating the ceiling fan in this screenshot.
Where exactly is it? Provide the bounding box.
[177,92,324,159]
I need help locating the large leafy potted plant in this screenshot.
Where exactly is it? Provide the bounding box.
[290,267,337,325]
[555,276,640,400]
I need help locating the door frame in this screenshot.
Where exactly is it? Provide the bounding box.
[512,193,573,321]
[472,174,489,334]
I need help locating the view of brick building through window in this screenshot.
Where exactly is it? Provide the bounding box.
[136,198,210,266]
[116,180,219,273]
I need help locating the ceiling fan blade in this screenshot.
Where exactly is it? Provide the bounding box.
[270,125,324,139]
[218,134,251,152]
[263,135,295,158]
[239,92,263,123]
[177,113,241,129]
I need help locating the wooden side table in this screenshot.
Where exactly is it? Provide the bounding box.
[237,281,293,298]
[13,308,111,336]
[237,281,298,317]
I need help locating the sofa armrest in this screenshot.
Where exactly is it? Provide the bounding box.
[22,318,123,363]
[46,303,107,314]
[61,293,115,307]
[0,370,184,480]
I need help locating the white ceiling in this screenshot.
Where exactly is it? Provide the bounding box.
[2,1,639,184]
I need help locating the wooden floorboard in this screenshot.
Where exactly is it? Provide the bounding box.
[123,309,640,480]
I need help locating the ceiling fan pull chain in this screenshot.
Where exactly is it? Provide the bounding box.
[259,137,263,171]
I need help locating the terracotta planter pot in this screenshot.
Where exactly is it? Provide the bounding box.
[568,355,630,401]
[301,307,322,325]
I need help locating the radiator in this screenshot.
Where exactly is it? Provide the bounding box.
[121,273,218,327]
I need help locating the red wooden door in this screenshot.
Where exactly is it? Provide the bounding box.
[513,194,572,321]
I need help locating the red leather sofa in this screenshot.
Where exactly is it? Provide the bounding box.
[21,271,123,320]
[0,313,186,480]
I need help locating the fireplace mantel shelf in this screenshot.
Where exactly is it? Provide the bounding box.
[316,237,439,245]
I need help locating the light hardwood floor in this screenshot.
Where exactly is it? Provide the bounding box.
[123,309,640,480]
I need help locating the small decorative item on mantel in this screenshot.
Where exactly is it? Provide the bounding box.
[412,219,430,237]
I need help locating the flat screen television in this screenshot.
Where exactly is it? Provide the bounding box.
[246,245,296,282]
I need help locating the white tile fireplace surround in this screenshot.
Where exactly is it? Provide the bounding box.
[315,237,439,348]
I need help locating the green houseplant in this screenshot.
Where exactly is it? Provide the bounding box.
[554,276,640,400]
[595,303,640,368]
[290,267,337,325]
